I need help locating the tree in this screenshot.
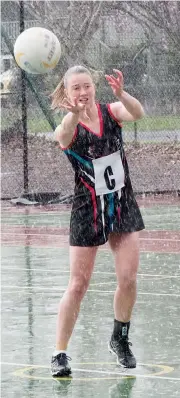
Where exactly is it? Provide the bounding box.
[109,1,180,52]
[16,0,104,73]
[106,1,180,94]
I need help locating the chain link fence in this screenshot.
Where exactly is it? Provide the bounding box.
[1,1,180,201]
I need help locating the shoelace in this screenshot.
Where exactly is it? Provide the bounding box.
[121,339,133,356]
[114,337,133,354]
[57,353,72,361]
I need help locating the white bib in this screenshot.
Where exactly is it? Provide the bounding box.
[92,151,125,196]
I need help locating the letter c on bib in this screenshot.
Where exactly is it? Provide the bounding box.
[104,166,116,190]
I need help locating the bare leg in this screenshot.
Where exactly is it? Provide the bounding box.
[109,232,139,322]
[56,245,98,350]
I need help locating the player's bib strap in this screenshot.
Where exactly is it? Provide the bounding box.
[92,151,125,196]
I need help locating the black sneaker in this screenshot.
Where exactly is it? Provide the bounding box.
[51,353,72,377]
[108,336,136,368]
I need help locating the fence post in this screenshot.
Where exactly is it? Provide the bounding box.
[134,121,138,145]
[20,0,29,193]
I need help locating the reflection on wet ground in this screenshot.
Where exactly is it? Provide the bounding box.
[1,200,180,397]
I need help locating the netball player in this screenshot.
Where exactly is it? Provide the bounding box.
[50,66,145,377]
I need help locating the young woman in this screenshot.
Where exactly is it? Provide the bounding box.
[51,65,145,377]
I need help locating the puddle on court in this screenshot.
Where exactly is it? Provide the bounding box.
[12,361,174,379]
[1,362,180,398]
[1,204,180,397]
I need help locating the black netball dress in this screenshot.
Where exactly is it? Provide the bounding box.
[61,103,145,246]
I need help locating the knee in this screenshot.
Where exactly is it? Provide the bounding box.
[118,271,137,292]
[67,277,89,300]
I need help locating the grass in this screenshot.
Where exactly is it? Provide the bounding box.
[1,107,180,134]
[123,115,180,132]
[28,115,180,134]
[27,115,61,133]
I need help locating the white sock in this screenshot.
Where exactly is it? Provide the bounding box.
[53,350,66,356]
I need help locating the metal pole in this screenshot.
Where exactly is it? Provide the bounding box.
[20,0,29,193]
[134,121,138,145]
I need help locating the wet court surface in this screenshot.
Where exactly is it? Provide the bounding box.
[1,197,180,397]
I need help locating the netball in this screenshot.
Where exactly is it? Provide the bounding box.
[14,27,61,74]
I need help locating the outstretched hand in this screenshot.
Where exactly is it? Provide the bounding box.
[60,97,86,114]
[105,69,124,98]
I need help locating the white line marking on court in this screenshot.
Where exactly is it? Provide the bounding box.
[1,267,180,278]
[90,277,180,286]
[142,213,180,217]
[140,238,180,242]
[70,368,180,381]
[2,291,180,298]
[1,362,43,367]
[2,231,180,243]
[1,285,180,296]
[1,285,66,290]
[1,244,179,254]
[2,212,69,216]
[1,361,180,381]
[88,291,180,296]
[2,232,67,237]
[2,217,180,224]
[2,211,180,217]
[1,172,16,175]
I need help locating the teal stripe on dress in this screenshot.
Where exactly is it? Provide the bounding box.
[107,192,114,230]
[65,149,93,169]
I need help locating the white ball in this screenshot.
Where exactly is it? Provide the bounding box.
[14,27,61,74]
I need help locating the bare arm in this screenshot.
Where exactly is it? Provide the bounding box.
[105,69,145,122]
[55,112,79,148]
[110,92,145,122]
[54,97,85,148]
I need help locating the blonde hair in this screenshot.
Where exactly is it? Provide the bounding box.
[51,65,93,110]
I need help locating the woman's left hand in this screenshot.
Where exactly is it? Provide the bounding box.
[105,69,124,98]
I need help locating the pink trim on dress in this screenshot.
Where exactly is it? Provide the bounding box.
[80,177,98,233]
[60,127,78,150]
[107,103,122,127]
[79,103,103,137]
[117,206,121,223]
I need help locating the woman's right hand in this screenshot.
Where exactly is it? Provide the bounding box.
[60,97,86,114]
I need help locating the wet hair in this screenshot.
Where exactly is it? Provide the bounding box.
[51,65,93,110]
